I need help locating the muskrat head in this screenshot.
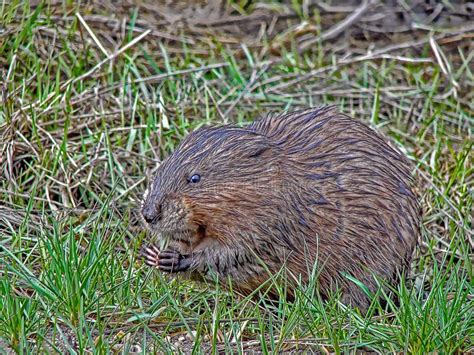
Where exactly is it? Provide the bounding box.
[141,126,281,249]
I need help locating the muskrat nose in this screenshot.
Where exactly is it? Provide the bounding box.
[142,203,162,224]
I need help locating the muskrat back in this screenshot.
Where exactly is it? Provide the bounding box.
[141,106,420,311]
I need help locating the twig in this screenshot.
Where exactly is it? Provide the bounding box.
[298,0,377,53]
[76,12,110,57]
[68,62,229,108]
[429,35,460,97]
[223,63,270,120]
[16,29,152,115]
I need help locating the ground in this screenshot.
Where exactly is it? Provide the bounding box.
[0,1,472,353]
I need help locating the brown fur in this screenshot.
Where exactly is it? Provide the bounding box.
[141,106,420,311]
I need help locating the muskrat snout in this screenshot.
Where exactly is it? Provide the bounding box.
[141,201,162,225]
[141,188,195,244]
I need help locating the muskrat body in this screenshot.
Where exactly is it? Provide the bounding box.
[141,106,420,311]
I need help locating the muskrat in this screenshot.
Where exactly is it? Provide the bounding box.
[141,106,420,311]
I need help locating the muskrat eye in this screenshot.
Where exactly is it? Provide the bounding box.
[189,174,201,183]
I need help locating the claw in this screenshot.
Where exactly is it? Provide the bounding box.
[142,245,161,267]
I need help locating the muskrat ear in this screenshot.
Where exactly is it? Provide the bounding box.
[247,143,272,159]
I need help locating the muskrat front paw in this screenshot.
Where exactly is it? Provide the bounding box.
[143,246,192,273]
[158,248,192,272]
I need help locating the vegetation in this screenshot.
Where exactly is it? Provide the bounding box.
[0,1,472,353]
